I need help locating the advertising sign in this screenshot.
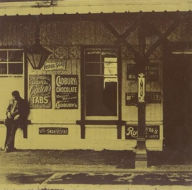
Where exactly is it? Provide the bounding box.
[146,92,161,103]
[39,127,68,135]
[145,64,159,81]
[29,75,52,109]
[145,125,160,139]
[125,92,137,105]
[127,64,137,80]
[138,73,145,103]
[43,61,67,71]
[55,75,78,109]
[125,125,160,139]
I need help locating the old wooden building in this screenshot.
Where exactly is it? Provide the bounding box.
[0,0,191,166]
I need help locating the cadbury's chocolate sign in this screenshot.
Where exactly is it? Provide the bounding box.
[55,75,78,109]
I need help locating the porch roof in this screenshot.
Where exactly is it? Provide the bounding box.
[0,0,191,16]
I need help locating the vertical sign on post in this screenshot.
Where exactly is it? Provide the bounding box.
[138,73,145,103]
[29,75,52,109]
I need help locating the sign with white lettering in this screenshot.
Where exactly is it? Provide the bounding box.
[43,61,67,71]
[125,92,137,105]
[138,73,145,103]
[127,64,137,80]
[39,127,68,135]
[145,64,159,81]
[146,92,161,103]
[29,75,52,109]
[55,75,78,109]
[125,125,160,139]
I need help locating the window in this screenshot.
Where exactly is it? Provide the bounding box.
[84,48,118,116]
[0,49,24,75]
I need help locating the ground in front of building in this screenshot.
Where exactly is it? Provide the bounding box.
[0,149,192,188]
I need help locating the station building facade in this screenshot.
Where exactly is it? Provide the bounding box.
[0,0,191,152]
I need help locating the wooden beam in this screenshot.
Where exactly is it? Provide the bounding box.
[146,14,182,57]
[102,20,139,56]
[102,20,121,39]
[120,18,139,40]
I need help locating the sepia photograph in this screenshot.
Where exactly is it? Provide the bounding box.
[0,0,192,189]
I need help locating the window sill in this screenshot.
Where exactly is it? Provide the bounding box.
[76,120,126,125]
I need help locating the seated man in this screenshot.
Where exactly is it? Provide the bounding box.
[4,90,29,152]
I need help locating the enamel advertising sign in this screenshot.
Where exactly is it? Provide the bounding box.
[55,75,78,109]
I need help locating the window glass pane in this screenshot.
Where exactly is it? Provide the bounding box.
[0,64,7,74]
[104,62,117,75]
[8,63,23,74]
[0,51,7,62]
[85,62,101,75]
[8,51,23,62]
[85,53,100,62]
[104,57,117,63]
[86,76,117,116]
[85,48,118,116]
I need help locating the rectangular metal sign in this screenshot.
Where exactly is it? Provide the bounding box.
[145,64,159,81]
[55,75,78,109]
[125,125,160,139]
[39,127,68,135]
[125,92,137,105]
[127,64,137,80]
[146,92,161,103]
[29,75,52,109]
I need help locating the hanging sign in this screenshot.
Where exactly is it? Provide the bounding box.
[55,75,78,109]
[125,125,160,139]
[29,75,52,109]
[138,73,145,103]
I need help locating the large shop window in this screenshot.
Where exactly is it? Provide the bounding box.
[0,49,24,75]
[84,48,118,116]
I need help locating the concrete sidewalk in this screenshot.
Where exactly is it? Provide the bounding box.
[0,149,192,188]
[0,149,192,170]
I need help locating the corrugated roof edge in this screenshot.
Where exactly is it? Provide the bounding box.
[0,0,192,16]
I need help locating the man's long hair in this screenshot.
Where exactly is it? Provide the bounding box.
[12,90,20,100]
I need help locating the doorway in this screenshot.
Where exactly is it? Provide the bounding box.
[164,54,192,150]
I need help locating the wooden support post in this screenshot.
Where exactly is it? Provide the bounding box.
[80,123,85,139]
[117,125,122,139]
[135,73,147,168]
[135,14,147,168]
[80,47,86,139]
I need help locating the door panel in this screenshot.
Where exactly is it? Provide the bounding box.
[164,54,192,150]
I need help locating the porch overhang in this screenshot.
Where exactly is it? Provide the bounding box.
[170,42,192,54]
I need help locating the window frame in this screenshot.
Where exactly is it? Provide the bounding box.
[83,46,120,120]
[0,48,24,77]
